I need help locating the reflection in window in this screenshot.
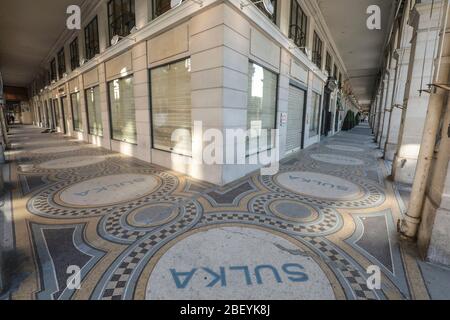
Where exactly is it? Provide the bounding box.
[86,86,103,136]
[71,92,83,132]
[247,62,278,155]
[108,0,135,43]
[108,75,136,143]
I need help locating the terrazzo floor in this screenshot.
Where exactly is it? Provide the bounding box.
[1,123,449,300]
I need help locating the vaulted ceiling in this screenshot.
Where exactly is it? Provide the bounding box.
[317,0,397,106]
[0,0,86,87]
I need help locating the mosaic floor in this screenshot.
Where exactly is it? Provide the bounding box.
[1,123,450,300]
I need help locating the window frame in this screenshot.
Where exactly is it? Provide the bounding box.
[70,91,83,132]
[84,16,100,60]
[70,38,80,70]
[309,91,322,137]
[50,59,57,82]
[325,52,332,75]
[289,0,308,51]
[149,57,193,157]
[253,0,278,24]
[57,48,66,79]
[312,31,323,68]
[152,0,172,19]
[84,85,103,137]
[107,0,136,44]
[107,74,137,144]
[246,60,279,157]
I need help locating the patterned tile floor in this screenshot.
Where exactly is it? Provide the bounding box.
[1,123,450,300]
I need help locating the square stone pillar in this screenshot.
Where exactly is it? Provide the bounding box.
[392,1,443,184]
[385,44,412,160]
[379,68,396,149]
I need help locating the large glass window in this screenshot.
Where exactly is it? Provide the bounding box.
[312,32,323,68]
[70,38,80,70]
[85,17,99,60]
[57,48,66,79]
[85,86,103,136]
[289,0,308,50]
[151,59,192,156]
[309,92,321,137]
[108,0,135,43]
[247,62,278,155]
[108,75,136,143]
[71,92,83,132]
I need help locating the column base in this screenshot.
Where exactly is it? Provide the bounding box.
[384,142,397,161]
[393,156,418,184]
[418,206,450,267]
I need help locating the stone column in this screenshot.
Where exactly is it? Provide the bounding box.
[392,1,443,184]
[416,1,450,265]
[384,44,412,160]
[376,75,389,143]
[379,67,396,150]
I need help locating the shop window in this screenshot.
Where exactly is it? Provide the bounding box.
[86,86,103,136]
[151,58,192,156]
[289,0,307,50]
[309,92,321,137]
[247,62,278,155]
[71,92,83,132]
[70,38,80,70]
[108,75,136,143]
[108,0,135,43]
[85,16,100,60]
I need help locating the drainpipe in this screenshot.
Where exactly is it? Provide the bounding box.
[400,0,450,238]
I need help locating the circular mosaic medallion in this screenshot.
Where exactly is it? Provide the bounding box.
[127,204,179,228]
[39,155,107,169]
[275,171,363,201]
[310,154,364,166]
[325,144,364,152]
[58,174,160,207]
[31,146,83,154]
[269,200,319,223]
[145,226,336,300]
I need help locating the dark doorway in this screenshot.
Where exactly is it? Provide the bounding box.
[321,89,332,136]
[60,96,67,134]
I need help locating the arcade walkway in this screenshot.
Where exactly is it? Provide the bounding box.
[1,124,450,300]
